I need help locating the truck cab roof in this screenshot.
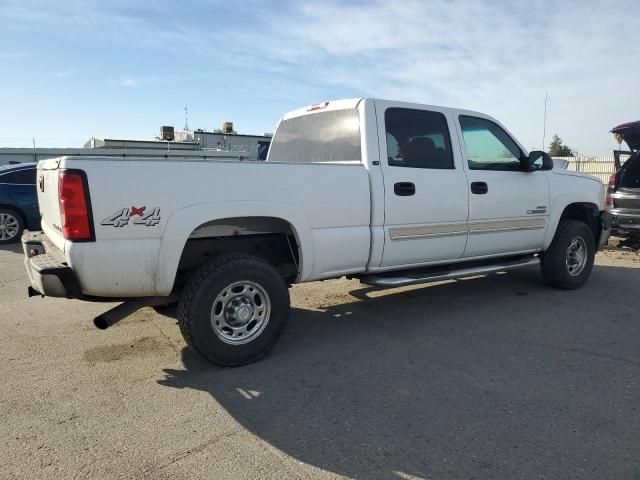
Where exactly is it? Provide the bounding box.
[282,98,491,122]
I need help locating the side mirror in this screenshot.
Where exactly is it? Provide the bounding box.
[524,151,553,171]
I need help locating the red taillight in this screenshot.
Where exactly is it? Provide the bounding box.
[605,173,616,211]
[58,170,93,241]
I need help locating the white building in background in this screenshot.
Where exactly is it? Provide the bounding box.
[0,123,272,166]
[173,123,272,160]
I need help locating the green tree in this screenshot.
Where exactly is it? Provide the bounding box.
[548,134,573,156]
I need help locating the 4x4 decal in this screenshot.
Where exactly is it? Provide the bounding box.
[101,206,161,228]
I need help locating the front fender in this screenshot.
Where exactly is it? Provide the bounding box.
[543,193,600,250]
[153,201,313,295]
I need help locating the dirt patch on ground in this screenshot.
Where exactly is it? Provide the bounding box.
[83,336,174,363]
[606,235,640,251]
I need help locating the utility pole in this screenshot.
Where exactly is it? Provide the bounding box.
[542,92,548,151]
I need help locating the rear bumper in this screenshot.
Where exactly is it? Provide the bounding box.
[22,231,82,298]
[610,208,640,234]
[598,211,614,249]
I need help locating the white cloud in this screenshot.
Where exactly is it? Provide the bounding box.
[139,0,636,153]
[251,0,639,154]
[118,77,139,88]
[55,69,76,78]
[111,74,164,88]
[1,0,638,154]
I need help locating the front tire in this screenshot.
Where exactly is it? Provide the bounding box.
[177,255,290,367]
[541,220,595,290]
[0,208,24,244]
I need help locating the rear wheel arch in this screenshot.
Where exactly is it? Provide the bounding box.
[154,203,314,296]
[169,216,303,293]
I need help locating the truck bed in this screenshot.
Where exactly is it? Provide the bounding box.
[37,156,372,296]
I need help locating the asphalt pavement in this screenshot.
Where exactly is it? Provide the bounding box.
[1,241,639,479]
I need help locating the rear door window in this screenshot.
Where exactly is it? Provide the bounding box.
[385,108,454,169]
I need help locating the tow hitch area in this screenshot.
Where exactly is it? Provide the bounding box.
[27,286,43,298]
[94,295,179,330]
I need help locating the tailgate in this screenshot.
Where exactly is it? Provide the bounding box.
[612,120,640,151]
[37,158,65,251]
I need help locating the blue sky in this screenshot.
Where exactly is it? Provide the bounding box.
[1,0,638,155]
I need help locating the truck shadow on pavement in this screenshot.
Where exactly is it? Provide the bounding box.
[158,266,640,479]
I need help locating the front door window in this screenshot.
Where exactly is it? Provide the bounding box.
[459,116,523,171]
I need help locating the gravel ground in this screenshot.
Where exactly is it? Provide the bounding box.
[1,241,639,479]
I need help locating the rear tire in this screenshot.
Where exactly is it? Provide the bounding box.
[541,220,595,290]
[0,207,24,244]
[177,254,290,367]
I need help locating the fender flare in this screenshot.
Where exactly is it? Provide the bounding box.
[543,194,600,250]
[153,201,313,295]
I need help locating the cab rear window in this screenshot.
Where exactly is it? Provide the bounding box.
[268,109,361,164]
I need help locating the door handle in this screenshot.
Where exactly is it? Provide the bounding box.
[470,181,488,194]
[394,182,415,196]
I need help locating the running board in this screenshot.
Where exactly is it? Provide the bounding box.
[360,256,541,288]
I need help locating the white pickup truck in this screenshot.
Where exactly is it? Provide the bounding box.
[23,98,612,366]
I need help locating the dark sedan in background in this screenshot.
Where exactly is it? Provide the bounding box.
[0,163,39,244]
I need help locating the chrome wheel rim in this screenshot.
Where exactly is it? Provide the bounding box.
[0,213,20,241]
[210,280,271,345]
[566,236,588,276]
